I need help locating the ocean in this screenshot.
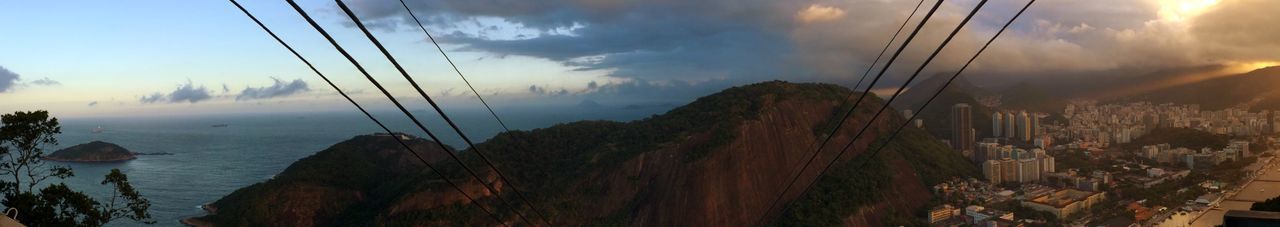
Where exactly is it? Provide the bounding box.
[44,105,671,226]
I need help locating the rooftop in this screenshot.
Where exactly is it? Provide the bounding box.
[1028,189,1099,208]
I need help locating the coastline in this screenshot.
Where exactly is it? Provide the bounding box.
[1152,150,1280,226]
[41,156,137,163]
[179,204,217,227]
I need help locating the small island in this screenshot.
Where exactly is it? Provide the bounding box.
[44,141,137,162]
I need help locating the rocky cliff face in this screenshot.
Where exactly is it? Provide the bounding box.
[44,141,136,162]
[190,81,978,226]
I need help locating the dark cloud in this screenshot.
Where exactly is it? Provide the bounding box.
[528,85,545,94]
[139,94,165,103]
[577,99,602,108]
[29,77,59,86]
[343,0,1280,103]
[337,0,1061,88]
[87,101,98,107]
[140,81,212,104]
[438,87,459,98]
[1191,0,1280,62]
[527,84,569,96]
[347,0,803,83]
[495,79,734,108]
[0,66,18,92]
[578,79,736,104]
[236,78,310,101]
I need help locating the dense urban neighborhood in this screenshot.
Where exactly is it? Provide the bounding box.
[924,101,1280,226]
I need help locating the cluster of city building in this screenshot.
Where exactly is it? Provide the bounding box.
[926,178,1017,225]
[978,147,1054,185]
[1020,188,1106,219]
[927,203,1015,226]
[946,103,1057,186]
[990,109,1047,146]
[945,104,1051,162]
[1140,141,1252,169]
[1059,101,1276,145]
[926,178,1106,226]
[922,101,1277,226]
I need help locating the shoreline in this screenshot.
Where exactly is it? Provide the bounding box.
[41,156,137,163]
[179,203,217,227]
[1182,151,1278,226]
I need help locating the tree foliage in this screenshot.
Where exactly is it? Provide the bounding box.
[1253,196,1280,212]
[0,111,153,226]
[776,127,979,226]
[1122,127,1231,150]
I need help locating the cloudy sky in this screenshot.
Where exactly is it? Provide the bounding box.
[0,0,1276,118]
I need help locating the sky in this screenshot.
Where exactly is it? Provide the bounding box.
[1,0,1277,118]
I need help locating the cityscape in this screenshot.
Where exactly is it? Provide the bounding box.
[4,0,1280,226]
[926,101,1280,226]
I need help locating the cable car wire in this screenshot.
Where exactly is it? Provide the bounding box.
[754,1,945,225]
[391,0,555,225]
[288,0,535,224]
[227,0,508,225]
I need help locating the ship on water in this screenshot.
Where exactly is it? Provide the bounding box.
[92,126,104,133]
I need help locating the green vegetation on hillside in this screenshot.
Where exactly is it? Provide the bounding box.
[472,81,857,200]
[45,141,135,161]
[196,81,976,226]
[49,141,130,157]
[0,111,153,226]
[914,88,996,140]
[1132,66,1280,110]
[198,135,508,226]
[1253,196,1280,212]
[776,149,890,227]
[199,82,867,225]
[887,126,982,186]
[1123,128,1231,150]
[472,81,861,219]
[1000,82,1067,114]
[777,127,978,226]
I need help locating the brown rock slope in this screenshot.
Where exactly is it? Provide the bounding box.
[190,81,978,226]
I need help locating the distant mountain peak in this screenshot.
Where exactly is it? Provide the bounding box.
[577,99,603,108]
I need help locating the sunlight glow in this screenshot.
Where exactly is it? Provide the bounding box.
[1157,0,1220,21]
[796,4,846,24]
[1237,61,1280,71]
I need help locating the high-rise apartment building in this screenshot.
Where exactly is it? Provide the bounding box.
[1005,112,1017,139]
[983,160,1002,185]
[953,104,974,153]
[1018,158,1040,183]
[1031,113,1041,139]
[1017,111,1031,142]
[992,112,1003,138]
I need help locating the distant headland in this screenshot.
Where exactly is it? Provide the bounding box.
[43,141,170,162]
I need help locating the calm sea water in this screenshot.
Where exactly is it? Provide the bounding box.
[44,106,669,226]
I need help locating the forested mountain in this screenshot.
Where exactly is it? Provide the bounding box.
[188,81,978,226]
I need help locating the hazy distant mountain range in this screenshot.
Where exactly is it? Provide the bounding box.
[186,82,977,226]
[1123,66,1280,110]
[892,65,1280,147]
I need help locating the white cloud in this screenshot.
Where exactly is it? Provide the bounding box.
[140,81,212,104]
[29,77,59,86]
[795,5,846,24]
[236,78,310,101]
